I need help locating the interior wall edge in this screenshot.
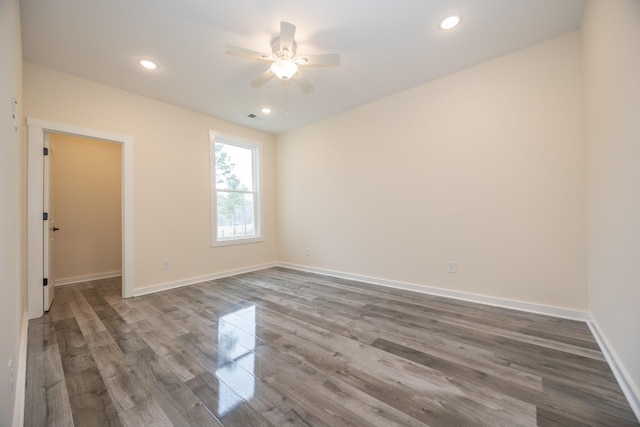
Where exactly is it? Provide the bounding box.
[278,262,587,321]
[587,314,640,421]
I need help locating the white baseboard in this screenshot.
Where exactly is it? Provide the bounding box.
[54,270,122,286]
[133,262,278,297]
[588,315,640,421]
[130,261,585,320]
[13,311,28,427]
[278,262,588,321]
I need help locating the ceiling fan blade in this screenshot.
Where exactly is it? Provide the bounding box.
[294,71,313,94]
[226,44,272,61]
[280,21,296,54]
[251,69,273,88]
[298,53,340,66]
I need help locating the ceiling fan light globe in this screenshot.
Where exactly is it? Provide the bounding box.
[271,59,298,80]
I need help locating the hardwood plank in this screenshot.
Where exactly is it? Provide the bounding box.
[54,316,123,426]
[126,347,223,426]
[174,329,318,426]
[372,337,635,425]
[84,329,172,426]
[24,269,639,426]
[25,318,74,427]
[242,303,538,426]
[63,366,122,426]
[186,372,275,427]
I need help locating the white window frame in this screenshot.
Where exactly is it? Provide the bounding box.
[210,131,263,247]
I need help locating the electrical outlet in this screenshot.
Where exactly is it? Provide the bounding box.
[8,359,14,396]
[447,261,457,273]
[162,259,171,270]
[305,248,311,257]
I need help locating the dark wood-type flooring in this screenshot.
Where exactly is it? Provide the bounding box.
[25,267,638,426]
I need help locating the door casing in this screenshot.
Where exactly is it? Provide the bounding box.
[43,132,54,311]
[27,118,134,319]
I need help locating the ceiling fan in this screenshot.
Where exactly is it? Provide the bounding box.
[226,21,340,94]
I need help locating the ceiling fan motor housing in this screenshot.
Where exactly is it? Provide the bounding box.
[272,38,296,59]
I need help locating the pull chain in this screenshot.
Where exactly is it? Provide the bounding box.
[283,81,289,120]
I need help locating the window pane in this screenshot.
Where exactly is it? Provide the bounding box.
[215,143,253,191]
[216,191,256,239]
[210,133,262,247]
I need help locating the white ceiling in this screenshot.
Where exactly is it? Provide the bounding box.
[20,0,586,135]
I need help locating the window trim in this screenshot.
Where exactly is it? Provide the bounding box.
[210,131,263,247]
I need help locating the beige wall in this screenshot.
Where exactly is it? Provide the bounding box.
[13,2,640,418]
[277,31,587,311]
[51,133,122,283]
[23,62,278,291]
[582,0,640,405]
[0,0,25,423]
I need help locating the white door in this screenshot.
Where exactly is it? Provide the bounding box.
[43,133,55,311]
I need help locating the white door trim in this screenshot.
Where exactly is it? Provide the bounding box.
[27,118,134,319]
[43,132,53,311]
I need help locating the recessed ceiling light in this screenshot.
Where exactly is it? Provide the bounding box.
[261,107,272,114]
[439,15,461,30]
[138,59,158,70]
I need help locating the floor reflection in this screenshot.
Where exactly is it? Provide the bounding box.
[216,305,256,416]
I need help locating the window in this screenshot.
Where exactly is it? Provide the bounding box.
[210,132,262,246]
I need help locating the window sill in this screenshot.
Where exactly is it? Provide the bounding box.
[212,236,264,247]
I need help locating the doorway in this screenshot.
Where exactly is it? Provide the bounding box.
[27,118,134,319]
[49,133,122,288]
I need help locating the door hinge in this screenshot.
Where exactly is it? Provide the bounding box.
[43,212,48,221]
[43,278,48,287]
[43,147,49,155]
